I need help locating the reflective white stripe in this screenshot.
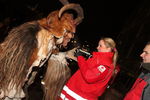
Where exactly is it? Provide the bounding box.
[62,85,87,100]
[60,93,69,100]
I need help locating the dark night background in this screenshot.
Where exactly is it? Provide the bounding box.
[1,0,150,99]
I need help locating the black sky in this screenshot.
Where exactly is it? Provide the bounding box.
[0,0,142,35]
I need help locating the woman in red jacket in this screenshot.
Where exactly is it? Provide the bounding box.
[60,37,118,100]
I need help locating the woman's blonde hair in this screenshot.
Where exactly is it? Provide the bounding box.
[101,37,118,67]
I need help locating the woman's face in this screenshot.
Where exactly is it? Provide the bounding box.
[97,40,111,52]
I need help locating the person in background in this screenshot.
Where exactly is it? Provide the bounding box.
[60,37,118,100]
[124,41,150,100]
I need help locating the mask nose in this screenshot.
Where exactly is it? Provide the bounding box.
[67,33,74,39]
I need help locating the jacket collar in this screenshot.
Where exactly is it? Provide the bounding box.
[142,63,150,71]
[92,52,114,57]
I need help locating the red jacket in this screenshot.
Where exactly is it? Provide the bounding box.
[60,52,114,100]
[124,72,150,100]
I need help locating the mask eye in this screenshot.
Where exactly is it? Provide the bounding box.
[63,29,67,34]
[63,28,75,35]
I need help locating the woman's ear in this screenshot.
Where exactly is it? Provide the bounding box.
[107,47,112,52]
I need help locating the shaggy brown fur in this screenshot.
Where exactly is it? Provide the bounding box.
[0,21,40,93]
[0,2,83,99]
[42,59,71,100]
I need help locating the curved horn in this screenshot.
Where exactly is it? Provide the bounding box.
[59,0,69,5]
[58,4,84,25]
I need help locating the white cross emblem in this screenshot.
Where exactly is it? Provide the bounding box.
[98,65,106,73]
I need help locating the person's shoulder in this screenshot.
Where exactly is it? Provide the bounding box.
[92,51,100,55]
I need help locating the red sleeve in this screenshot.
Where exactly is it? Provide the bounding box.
[77,56,111,83]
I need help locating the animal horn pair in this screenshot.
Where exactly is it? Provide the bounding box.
[59,0,84,25]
